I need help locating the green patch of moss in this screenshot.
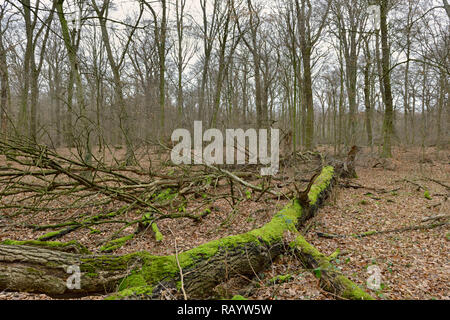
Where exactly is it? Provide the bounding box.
[268,274,292,285]
[308,166,334,205]
[141,212,153,227]
[351,230,377,238]
[37,231,62,241]
[153,188,177,202]
[89,228,101,234]
[328,249,340,261]
[106,285,154,300]
[290,235,328,264]
[136,254,181,285]
[231,295,247,300]
[100,234,134,252]
[424,190,432,200]
[151,223,164,242]
[85,272,98,278]
[119,273,147,291]
[337,275,374,300]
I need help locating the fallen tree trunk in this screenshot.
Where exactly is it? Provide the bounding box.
[0,164,372,300]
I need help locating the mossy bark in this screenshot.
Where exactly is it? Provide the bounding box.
[1,239,90,254]
[0,166,371,299]
[0,245,123,297]
[290,235,374,300]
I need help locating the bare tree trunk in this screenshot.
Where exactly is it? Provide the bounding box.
[375,30,385,111]
[402,2,413,145]
[175,0,186,126]
[380,0,394,158]
[295,0,330,150]
[198,0,217,122]
[242,56,249,123]
[142,0,167,135]
[443,0,450,19]
[210,4,231,127]
[18,0,32,137]
[333,1,364,147]
[158,1,167,133]
[239,0,265,129]
[56,0,92,166]
[66,69,75,147]
[302,51,315,150]
[411,85,416,145]
[91,0,141,165]
[337,51,345,155]
[421,62,428,158]
[363,38,373,149]
[29,61,39,141]
[0,24,9,139]
[436,69,445,147]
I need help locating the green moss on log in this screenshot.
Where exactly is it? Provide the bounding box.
[100,234,135,252]
[0,239,90,254]
[106,285,154,300]
[308,166,334,205]
[37,231,63,241]
[354,230,377,238]
[290,235,374,300]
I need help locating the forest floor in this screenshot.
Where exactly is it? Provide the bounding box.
[0,146,448,300]
[255,147,449,300]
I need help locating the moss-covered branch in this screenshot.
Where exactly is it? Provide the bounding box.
[289,235,374,300]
